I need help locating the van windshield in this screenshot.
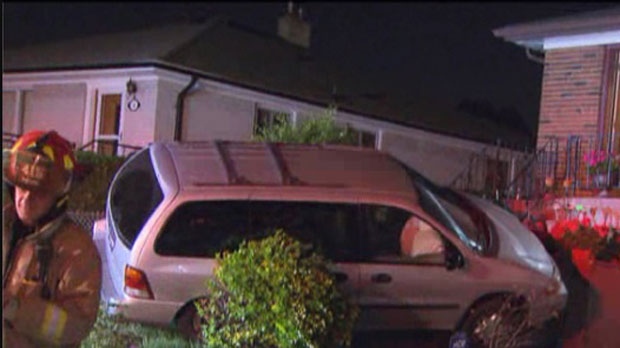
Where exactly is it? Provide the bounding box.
[400,164,490,255]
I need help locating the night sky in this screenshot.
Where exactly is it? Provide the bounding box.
[3,2,616,138]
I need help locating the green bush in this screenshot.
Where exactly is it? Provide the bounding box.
[196,230,359,348]
[253,108,358,145]
[69,151,126,212]
[82,303,198,348]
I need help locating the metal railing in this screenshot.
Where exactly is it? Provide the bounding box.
[450,133,620,213]
[2,132,20,149]
[450,141,533,201]
[2,132,142,157]
[78,139,142,157]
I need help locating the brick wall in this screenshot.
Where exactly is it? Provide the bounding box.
[538,46,605,182]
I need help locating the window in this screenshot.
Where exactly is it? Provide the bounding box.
[155,201,251,257]
[344,127,376,148]
[250,201,359,262]
[155,200,360,261]
[601,46,620,154]
[109,149,163,248]
[253,107,290,135]
[363,204,444,264]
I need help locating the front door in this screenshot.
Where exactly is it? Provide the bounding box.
[96,93,122,156]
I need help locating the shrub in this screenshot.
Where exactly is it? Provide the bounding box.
[196,230,359,348]
[253,107,358,146]
[69,151,126,212]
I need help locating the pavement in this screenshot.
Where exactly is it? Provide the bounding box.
[561,260,620,348]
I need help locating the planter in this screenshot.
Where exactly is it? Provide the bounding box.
[571,248,596,278]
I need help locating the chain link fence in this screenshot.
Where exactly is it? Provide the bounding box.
[68,211,105,236]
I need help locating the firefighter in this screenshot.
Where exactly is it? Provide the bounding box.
[2,130,102,347]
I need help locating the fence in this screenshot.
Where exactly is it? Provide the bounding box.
[68,211,105,236]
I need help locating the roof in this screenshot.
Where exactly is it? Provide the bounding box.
[152,141,418,197]
[4,17,530,147]
[493,6,620,50]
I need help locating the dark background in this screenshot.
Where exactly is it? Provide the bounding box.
[3,2,616,139]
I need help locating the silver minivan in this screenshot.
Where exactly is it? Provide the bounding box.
[93,141,566,342]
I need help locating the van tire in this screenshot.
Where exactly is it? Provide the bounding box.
[460,296,532,348]
[176,300,203,340]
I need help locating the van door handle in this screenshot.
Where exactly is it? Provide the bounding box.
[331,272,348,283]
[371,273,392,283]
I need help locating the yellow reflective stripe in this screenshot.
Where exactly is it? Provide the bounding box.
[40,304,68,342]
[63,154,74,170]
[11,139,23,151]
[42,145,55,162]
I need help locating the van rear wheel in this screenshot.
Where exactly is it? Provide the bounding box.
[176,300,203,340]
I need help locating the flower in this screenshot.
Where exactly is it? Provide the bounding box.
[583,150,619,174]
[549,218,606,254]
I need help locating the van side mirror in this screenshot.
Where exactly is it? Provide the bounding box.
[445,244,464,271]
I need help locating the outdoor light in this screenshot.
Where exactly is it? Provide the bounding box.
[126,78,141,111]
[126,78,137,95]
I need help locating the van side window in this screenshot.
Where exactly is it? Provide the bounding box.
[155,200,359,261]
[155,201,251,257]
[364,205,444,264]
[250,201,359,262]
[109,149,163,248]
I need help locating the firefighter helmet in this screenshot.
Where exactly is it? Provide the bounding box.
[3,130,76,196]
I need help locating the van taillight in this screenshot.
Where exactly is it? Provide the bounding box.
[124,265,154,299]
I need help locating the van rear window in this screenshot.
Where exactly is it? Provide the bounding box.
[109,149,163,248]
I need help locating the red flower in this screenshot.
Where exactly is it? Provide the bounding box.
[566,219,580,232]
[593,224,609,238]
[550,221,568,239]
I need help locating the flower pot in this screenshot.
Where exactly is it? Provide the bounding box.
[571,248,596,278]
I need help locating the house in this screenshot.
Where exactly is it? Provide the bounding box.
[494,6,620,189]
[3,7,528,188]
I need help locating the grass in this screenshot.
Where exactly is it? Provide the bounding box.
[81,303,200,348]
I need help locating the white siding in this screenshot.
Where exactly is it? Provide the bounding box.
[120,79,157,149]
[382,131,477,186]
[154,79,179,142]
[183,91,255,141]
[24,84,86,144]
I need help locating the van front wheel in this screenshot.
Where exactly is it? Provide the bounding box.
[460,296,532,348]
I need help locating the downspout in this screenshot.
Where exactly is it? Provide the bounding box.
[174,76,199,141]
[525,48,545,65]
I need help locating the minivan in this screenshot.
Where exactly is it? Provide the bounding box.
[93,141,566,343]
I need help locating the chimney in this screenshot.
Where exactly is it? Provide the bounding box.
[277,1,311,48]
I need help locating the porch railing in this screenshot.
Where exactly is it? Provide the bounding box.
[77,139,142,157]
[449,133,619,213]
[2,132,141,157]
